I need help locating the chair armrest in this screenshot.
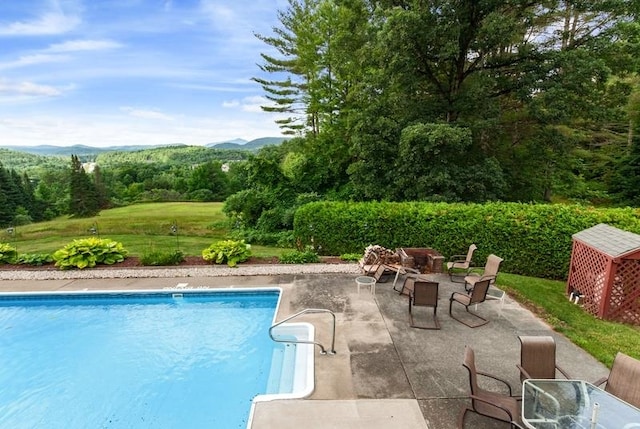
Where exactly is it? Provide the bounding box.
[465,267,484,276]
[403,267,422,275]
[468,393,519,422]
[448,254,467,261]
[592,376,608,387]
[476,370,514,396]
[516,364,532,380]
[555,364,571,379]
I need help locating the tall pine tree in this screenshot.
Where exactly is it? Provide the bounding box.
[0,162,22,226]
[69,155,100,217]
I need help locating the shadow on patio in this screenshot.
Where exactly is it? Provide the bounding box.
[252,272,609,429]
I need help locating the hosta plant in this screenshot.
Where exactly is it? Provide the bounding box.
[53,237,128,270]
[17,253,53,266]
[0,243,18,264]
[202,239,251,267]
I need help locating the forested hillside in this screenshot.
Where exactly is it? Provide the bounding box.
[225,0,640,245]
[0,149,67,174]
[0,145,253,226]
[95,145,250,165]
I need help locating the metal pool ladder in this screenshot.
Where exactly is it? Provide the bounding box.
[269,308,337,355]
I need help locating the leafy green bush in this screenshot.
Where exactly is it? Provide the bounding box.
[339,253,362,262]
[279,247,319,264]
[294,201,640,279]
[0,243,18,264]
[140,250,185,266]
[230,227,294,247]
[202,239,251,267]
[17,253,53,266]
[53,237,128,270]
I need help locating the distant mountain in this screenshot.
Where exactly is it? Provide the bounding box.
[0,137,288,157]
[206,138,248,147]
[206,137,290,151]
[0,143,188,157]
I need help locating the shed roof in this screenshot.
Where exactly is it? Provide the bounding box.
[572,223,640,258]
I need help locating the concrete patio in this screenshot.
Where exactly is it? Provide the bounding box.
[0,270,610,428]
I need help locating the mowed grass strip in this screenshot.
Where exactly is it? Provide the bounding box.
[498,273,640,367]
[6,202,288,257]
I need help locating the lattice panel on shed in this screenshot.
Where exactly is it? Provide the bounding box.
[568,241,609,317]
[607,259,640,325]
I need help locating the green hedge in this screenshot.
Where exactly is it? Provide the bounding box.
[293,202,640,279]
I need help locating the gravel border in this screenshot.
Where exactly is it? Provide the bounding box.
[0,263,361,280]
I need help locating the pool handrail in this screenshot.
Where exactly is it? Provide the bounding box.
[269,308,336,355]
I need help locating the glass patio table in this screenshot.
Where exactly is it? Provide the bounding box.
[522,379,640,429]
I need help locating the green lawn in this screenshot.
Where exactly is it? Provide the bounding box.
[4,202,289,257]
[497,273,640,367]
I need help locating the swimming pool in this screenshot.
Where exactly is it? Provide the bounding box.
[0,288,314,428]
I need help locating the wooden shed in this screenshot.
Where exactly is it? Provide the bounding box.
[567,223,640,325]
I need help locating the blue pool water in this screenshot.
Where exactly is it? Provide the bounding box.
[0,290,287,428]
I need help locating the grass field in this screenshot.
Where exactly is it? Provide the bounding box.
[3,202,289,257]
[498,273,640,367]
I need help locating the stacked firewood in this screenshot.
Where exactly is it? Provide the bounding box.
[362,245,399,264]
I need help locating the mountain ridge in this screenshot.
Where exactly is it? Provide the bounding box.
[1,137,290,157]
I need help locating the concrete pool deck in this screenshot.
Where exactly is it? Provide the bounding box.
[0,270,610,429]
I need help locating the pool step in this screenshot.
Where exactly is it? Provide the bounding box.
[266,343,296,394]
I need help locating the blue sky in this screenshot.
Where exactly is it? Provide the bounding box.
[0,0,288,147]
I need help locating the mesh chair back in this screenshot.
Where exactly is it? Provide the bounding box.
[469,279,491,305]
[518,336,557,381]
[484,254,504,278]
[413,281,439,307]
[605,352,640,408]
[462,244,478,269]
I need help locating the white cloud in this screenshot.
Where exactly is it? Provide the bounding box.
[0,53,68,71]
[222,100,240,108]
[47,39,122,53]
[200,1,235,24]
[0,12,80,36]
[222,96,269,113]
[121,107,174,121]
[0,111,284,147]
[0,78,63,99]
[241,96,268,113]
[171,83,255,93]
[0,40,120,71]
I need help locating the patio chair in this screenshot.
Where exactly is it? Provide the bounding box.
[407,279,440,330]
[517,336,571,382]
[464,254,503,292]
[447,244,477,283]
[594,352,640,408]
[369,263,391,283]
[358,252,383,276]
[459,345,524,428]
[449,278,491,328]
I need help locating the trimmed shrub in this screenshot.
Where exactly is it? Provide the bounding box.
[53,237,128,270]
[294,202,640,279]
[279,247,319,264]
[140,250,185,266]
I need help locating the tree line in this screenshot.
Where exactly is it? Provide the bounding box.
[220,0,640,243]
[0,147,250,227]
